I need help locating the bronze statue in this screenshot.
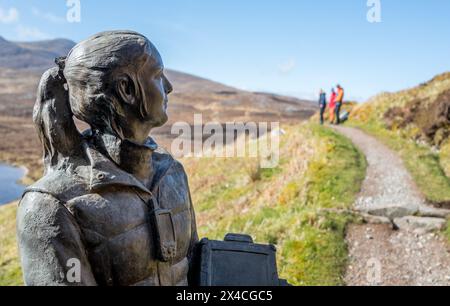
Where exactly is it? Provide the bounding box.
[17,30,287,287]
[17,31,198,286]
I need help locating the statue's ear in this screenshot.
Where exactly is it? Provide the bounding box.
[117,74,137,106]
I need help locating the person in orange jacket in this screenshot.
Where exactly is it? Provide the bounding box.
[335,84,344,124]
[329,88,337,124]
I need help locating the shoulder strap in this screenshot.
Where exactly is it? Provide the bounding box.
[149,150,176,194]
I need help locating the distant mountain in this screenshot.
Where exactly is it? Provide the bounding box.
[0,36,75,70]
[0,36,316,126]
[163,69,317,124]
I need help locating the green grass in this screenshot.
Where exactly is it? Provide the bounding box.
[0,203,23,286]
[445,221,450,244]
[348,120,450,205]
[440,141,450,178]
[303,126,367,209]
[190,123,367,285]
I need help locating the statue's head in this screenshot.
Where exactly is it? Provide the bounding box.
[34,31,173,172]
[64,30,173,142]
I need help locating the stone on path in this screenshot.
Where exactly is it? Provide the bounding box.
[393,216,447,234]
[358,201,419,220]
[360,213,393,228]
[417,205,450,219]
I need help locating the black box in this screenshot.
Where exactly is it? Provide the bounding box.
[194,233,287,286]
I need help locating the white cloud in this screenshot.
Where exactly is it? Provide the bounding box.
[16,25,50,41]
[278,58,297,75]
[32,7,66,24]
[0,6,19,24]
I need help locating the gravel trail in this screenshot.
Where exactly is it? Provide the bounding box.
[333,126,450,286]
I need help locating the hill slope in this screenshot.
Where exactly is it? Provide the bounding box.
[350,72,450,205]
[0,36,75,70]
[164,69,315,123]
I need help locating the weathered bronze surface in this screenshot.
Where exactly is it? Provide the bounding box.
[17,31,198,286]
[17,30,289,287]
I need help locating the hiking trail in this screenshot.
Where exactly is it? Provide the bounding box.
[333,126,450,286]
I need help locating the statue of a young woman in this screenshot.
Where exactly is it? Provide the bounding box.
[17,31,198,286]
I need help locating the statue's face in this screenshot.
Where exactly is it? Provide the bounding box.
[115,41,173,143]
[139,46,173,128]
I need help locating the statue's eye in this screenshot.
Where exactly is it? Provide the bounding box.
[154,67,164,78]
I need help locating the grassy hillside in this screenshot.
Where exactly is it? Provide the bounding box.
[184,123,366,285]
[0,202,22,286]
[350,72,450,206]
[0,123,366,286]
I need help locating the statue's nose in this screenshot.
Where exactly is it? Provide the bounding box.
[163,75,173,94]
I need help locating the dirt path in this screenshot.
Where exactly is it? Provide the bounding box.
[333,126,450,286]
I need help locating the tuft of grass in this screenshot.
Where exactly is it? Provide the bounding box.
[0,202,23,286]
[445,221,450,245]
[440,140,450,178]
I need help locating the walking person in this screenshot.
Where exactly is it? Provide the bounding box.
[329,88,337,124]
[335,84,344,125]
[318,89,327,125]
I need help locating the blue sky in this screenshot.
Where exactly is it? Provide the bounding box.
[1,0,449,101]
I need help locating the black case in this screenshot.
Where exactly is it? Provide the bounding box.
[194,233,286,286]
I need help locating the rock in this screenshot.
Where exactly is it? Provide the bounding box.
[393,216,447,234]
[361,213,393,227]
[359,203,419,220]
[417,205,450,219]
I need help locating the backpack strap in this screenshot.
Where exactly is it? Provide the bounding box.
[149,149,176,194]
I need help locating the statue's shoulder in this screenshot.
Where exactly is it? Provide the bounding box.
[18,176,78,232]
[152,146,186,173]
[151,146,189,191]
[18,189,70,227]
[23,169,87,203]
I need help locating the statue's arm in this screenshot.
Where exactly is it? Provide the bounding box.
[17,192,97,286]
